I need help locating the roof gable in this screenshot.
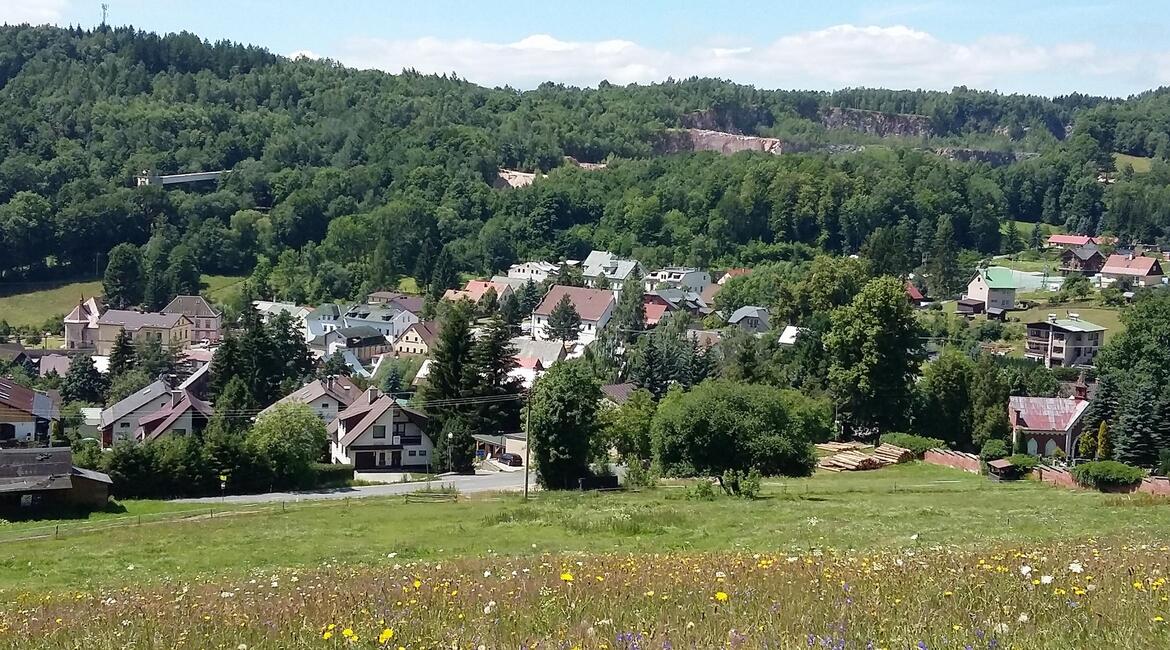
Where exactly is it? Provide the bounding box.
[162,295,220,318]
[1009,396,1089,432]
[533,285,615,321]
[976,267,1016,290]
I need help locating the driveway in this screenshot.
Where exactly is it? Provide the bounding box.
[176,470,534,505]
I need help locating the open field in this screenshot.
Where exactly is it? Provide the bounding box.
[1009,301,1124,334]
[1114,152,1154,173]
[4,464,1170,648]
[0,275,245,329]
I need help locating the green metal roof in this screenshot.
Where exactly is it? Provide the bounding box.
[979,267,1016,290]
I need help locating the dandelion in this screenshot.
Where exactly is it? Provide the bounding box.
[715,591,730,602]
[323,631,333,640]
[1155,616,1165,623]
[378,628,394,644]
[561,572,574,583]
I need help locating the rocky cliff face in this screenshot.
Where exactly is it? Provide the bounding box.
[934,148,1039,167]
[656,129,807,156]
[679,107,772,134]
[820,107,934,138]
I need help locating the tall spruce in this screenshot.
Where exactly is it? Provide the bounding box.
[612,276,646,344]
[107,329,136,378]
[1116,382,1160,466]
[467,317,522,434]
[422,303,476,434]
[102,243,143,309]
[546,293,581,343]
[518,279,542,314]
[61,354,108,404]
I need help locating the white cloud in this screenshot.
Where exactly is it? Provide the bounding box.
[333,24,1166,95]
[288,49,321,61]
[0,0,68,25]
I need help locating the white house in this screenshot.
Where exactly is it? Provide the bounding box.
[63,297,104,350]
[506,261,561,285]
[963,268,1016,312]
[98,380,174,448]
[727,306,769,333]
[261,376,361,423]
[340,303,418,340]
[328,389,433,470]
[643,267,712,293]
[134,389,213,442]
[580,250,643,290]
[531,285,616,345]
[305,303,345,340]
[0,379,57,443]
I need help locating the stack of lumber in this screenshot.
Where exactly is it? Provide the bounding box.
[815,441,865,454]
[818,449,884,472]
[872,444,913,465]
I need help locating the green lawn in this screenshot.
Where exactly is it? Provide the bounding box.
[0,275,245,329]
[4,463,1169,593]
[1114,152,1153,173]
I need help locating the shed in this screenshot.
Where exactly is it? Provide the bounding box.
[986,457,1025,481]
[0,448,112,511]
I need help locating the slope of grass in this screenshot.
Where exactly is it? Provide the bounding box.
[0,275,246,329]
[1114,152,1153,173]
[3,463,1169,592]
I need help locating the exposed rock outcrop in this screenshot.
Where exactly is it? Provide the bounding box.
[819,107,934,138]
[656,129,806,156]
[679,106,773,134]
[494,169,541,189]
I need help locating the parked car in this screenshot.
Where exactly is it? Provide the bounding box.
[498,453,522,467]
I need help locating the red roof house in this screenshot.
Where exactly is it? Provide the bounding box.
[1101,254,1164,285]
[1009,384,1090,458]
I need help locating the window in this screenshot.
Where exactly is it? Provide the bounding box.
[372,425,386,439]
[418,450,427,457]
[408,450,417,457]
[120,422,130,428]
[322,402,330,408]
[393,423,407,436]
[0,424,15,441]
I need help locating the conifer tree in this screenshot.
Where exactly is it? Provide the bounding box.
[546,293,581,343]
[1097,421,1111,460]
[61,354,108,404]
[107,329,136,378]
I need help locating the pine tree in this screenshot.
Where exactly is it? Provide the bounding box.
[546,293,581,343]
[165,244,202,298]
[926,216,962,298]
[1097,421,1111,460]
[552,262,584,287]
[61,354,108,404]
[467,317,522,434]
[478,287,499,316]
[107,329,136,378]
[629,336,669,399]
[102,243,143,309]
[1116,384,1159,466]
[422,303,476,435]
[1003,220,1023,253]
[428,245,459,300]
[209,334,243,399]
[205,375,254,437]
[320,351,351,378]
[612,276,645,344]
[498,293,522,330]
[381,365,403,395]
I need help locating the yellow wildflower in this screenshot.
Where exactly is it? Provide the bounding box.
[715,591,730,602]
[561,572,574,583]
[378,628,394,644]
[322,632,333,640]
[342,628,354,639]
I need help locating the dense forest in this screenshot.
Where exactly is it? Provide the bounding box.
[4,25,1170,305]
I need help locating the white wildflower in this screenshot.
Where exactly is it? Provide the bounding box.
[1069,562,1084,574]
[1018,613,1030,623]
[1040,575,1053,585]
[1020,565,1033,577]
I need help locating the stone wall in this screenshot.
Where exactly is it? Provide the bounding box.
[655,129,808,156]
[1034,466,1170,495]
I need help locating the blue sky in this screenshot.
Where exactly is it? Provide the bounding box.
[4,0,1170,96]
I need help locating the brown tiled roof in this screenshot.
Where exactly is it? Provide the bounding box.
[601,383,637,405]
[1102,255,1163,277]
[162,295,220,318]
[401,321,441,348]
[533,286,615,321]
[136,391,213,442]
[0,378,37,416]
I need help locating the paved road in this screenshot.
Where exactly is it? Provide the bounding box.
[176,470,533,505]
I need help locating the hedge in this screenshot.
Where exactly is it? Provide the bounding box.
[1072,460,1145,490]
[1006,454,1039,471]
[979,439,1010,461]
[879,433,945,457]
[314,463,355,486]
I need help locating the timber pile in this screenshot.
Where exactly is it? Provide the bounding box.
[815,441,865,454]
[818,444,912,472]
[872,444,914,464]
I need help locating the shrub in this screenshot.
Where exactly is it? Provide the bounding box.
[879,433,945,457]
[1006,454,1040,471]
[1158,450,1170,477]
[979,439,1009,461]
[1072,460,1145,490]
[623,459,657,489]
[314,463,354,486]
[686,479,717,501]
[719,468,762,499]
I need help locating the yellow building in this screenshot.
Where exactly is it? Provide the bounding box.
[95,310,191,355]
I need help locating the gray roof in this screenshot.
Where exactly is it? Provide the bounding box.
[98,310,186,331]
[510,336,566,368]
[337,325,387,341]
[162,295,220,318]
[0,448,72,493]
[582,250,641,282]
[1034,318,1107,333]
[728,306,767,324]
[343,304,402,323]
[490,276,531,292]
[309,303,342,319]
[99,380,169,428]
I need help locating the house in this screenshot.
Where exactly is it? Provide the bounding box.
[1009,380,1090,457]
[643,299,672,327]
[367,291,425,315]
[63,297,104,350]
[647,288,711,316]
[0,342,27,367]
[1059,244,1106,276]
[161,295,221,343]
[98,380,173,447]
[340,303,418,340]
[506,261,561,284]
[261,376,360,423]
[1024,314,1106,368]
[509,336,568,388]
[956,298,985,316]
[601,382,637,407]
[727,306,769,333]
[777,325,807,347]
[718,268,752,285]
[0,379,58,443]
[1046,234,1117,249]
[311,326,392,365]
[305,303,344,340]
[95,310,191,355]
[328,388,433,470]
[531,286,616,344]
[135,389,212,442]
[687,328,723,349]
[904,281,928,307]
[253,301,312,324]
[643,267,711,293]
[580,251,643,290]
[489,276,532,294]
[1101,254,1164,286]
[394,321,440,356]
[0,448,112,511]
[963,267,1016,314]
[36,354,71,378]
[443,280,514,304]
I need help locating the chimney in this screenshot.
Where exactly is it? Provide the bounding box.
[325,376,334,390]
[366,387,380,405]
[1073,372,1088,401]
[1014,409,1023,426]
[170,390,183,409]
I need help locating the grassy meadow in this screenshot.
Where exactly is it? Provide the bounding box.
[3,464,1170,647]
[0,275,245,329]
[1114,152,1154,173]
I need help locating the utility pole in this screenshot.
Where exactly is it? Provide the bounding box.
[523,390,531,501]
[100,3,108,26]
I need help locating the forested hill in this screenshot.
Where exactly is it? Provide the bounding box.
[4,24,1170,304]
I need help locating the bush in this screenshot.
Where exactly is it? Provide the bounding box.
[314,463,355,486]
[686,479,717,501]
[1158,450,1170,477]
[623,459,657,489]
[879,433,945,457]
[979,439,1009,461]
[1072,460,1145,490]
[1006,454,1040,471]
[719,468,762,499]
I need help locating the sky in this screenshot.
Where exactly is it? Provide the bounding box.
[3,0,1170,97]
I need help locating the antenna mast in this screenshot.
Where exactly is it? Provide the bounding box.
[101,3,109,26]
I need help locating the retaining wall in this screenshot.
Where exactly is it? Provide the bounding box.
[923,449,982,473]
